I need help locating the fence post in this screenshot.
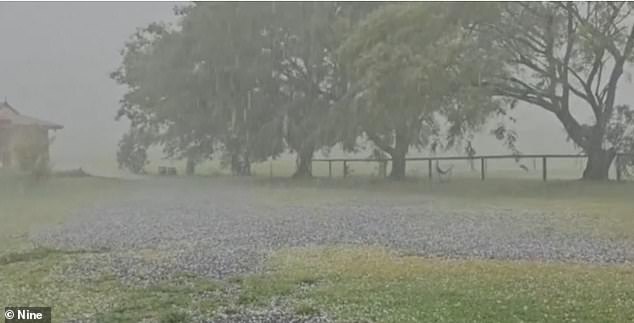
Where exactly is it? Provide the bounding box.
[328,160,332,178]
[343,160,348,178]
[616,154,622,182]
[542,157,547,181]
[480,157,486,181]
[428,159,433,181]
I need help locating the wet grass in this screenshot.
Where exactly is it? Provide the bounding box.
[10,244,632,322]
[1,174,633,322]
[241,247,634,323]
[254,177,634,238]
[0,247,225,322]
[0,247,84,266]
[0,176,231,322]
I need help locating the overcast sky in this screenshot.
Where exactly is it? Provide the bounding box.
[2,2,631,174]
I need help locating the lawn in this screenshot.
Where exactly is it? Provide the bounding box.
[0,176,225,322]
[1,174,633,322]
[0,247,225,322]
[241,247,634,323]
[254,176,634,239]
[0,175,130,252]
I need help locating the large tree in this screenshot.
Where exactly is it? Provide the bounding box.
[113,3,375,177]
[179,3,283,175]
[113,4,282,175]
[473,2,634,180]
[337,4,500,179]
[112,21,223,174]
[263,2,379,177]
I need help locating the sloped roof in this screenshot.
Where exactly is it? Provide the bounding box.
[0,101,63,129]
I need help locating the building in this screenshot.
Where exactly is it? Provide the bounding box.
[0,100,63,169]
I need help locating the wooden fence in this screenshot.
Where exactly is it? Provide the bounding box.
[311,153,634,182]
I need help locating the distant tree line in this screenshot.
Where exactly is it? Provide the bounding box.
[113,2,634,180]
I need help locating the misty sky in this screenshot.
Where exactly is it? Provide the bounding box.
[2,2,631,174]
[0,2,179,172]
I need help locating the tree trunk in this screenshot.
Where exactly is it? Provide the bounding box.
[389,132,409,180]
[230,152,251,176]
[242,155,251,176]
[186,158,196,176]
[230,153,240,175]
[390,150,406,179]
[292,147,313,178]
[582,148,616,181]
[556,109,616,180]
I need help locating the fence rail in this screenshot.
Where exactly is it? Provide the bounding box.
[311,153,634,182]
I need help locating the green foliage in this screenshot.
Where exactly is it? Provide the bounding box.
[117,128,151,174]
[112,3,375,177]
[111,2,633,180]
[336,3,501,178]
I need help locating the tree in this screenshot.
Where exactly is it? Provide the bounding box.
[113,4,281,176]
[263,2,378,177]
[473,2,634,180]
[180,3,280,175]
[117,127,151,174]
[111,21,221,174]
[337,4,500,179]
[114,3,358,177]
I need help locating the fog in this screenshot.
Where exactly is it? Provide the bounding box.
[0,2,178,174]
[1,2,632,175]
[1,3,634,321]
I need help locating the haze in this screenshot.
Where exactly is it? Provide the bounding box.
[2,3,634,322]
[1,2,633,175]
[0,2,178,174]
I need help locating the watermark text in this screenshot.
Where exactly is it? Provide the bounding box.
[4,307,51,323]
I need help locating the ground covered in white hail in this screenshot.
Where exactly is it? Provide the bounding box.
[30,181,634,322]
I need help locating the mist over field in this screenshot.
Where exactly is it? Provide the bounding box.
[2,3,634,322]
[0,2,178,174]
[5,2,632,176]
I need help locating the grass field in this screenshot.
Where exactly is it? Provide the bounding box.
[1,174,633,322]
[0,175,132,252]
[241,247,634,323]
[255,175,634,239]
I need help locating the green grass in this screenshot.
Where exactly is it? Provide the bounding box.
[241,247,634,323]
[2,173,633,322]
[4,243,632,322]
[0,175,236,322]
[0,247,225,322]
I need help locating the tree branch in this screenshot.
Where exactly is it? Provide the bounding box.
[487,81,557,113]
[568,3,623,59]
[367,132,394,155]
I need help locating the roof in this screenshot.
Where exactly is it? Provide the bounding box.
[0,101,63,130]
